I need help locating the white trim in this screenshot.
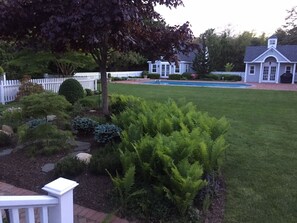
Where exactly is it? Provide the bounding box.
[252,48,290,63]
[244,63,248,82]
[259,62,263,83]
[276,63,280,83]
[292,63,296,84]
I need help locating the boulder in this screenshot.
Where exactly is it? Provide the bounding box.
[2,125,13,135]
[47,115,57,122]
[76,152,92,164]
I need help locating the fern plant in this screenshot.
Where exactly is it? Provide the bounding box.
[107,166,145,209]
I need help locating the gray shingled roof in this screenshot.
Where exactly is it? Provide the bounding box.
[244,45,297,62]
[177,51,196,62]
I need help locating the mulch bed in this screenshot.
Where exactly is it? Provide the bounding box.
[0,137,226,222]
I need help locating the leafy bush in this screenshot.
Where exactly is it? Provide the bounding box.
[0,107,23,131]
[17,123,73,156]
[15,75,44,100]
[109,94,140,115]
[168,74,182,80]
[89,146,121,175]
[147,73,160,79]
[55,156,86,178]
[85,88,93,96]
[21,92,71,121]
[141,70,149,77]
[220,74,242,81]
[94,124,121,144]
[78,96,100,109]
[72,116,97,135]
[58,78,84,104]
[182,72,193,80]
[0,66,4,74]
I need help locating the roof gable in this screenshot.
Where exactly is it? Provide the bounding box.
[245,45,297,62]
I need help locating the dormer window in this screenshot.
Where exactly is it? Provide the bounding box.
[269,40,275,45]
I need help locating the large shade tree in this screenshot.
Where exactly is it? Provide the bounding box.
[0,0,194,114]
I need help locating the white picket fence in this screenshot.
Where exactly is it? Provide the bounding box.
[0,76,97,105]
[74,71,143,80]
[0,178,78,223]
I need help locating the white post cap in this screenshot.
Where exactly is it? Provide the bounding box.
[42,177,79,196]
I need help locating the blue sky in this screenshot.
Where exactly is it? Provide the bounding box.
[156,0,296,37]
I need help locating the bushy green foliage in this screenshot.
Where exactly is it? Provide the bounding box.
[94,124,121,144]
[168,74,182,80]
[0,107,23,131]
[21,92,71,120]
[109,94,140,115]
[225,62,234,72]
[85,88,93,96]
[78,96,100,109]
[111,98,229,217]
[147,73,160,79]
[55,156,86,178]
[17,123,73,156]
[0,66,4,74]
[182,72,194,80]
[72,116,97,135]
[58,78,84,104]
[89,145,121,175]
[15,75,44,100]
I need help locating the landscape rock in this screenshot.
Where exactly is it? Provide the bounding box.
[76,152,92,164]
[0,149,13,157]
[41,163,55,173]
[47,115,57,122]
[2,125,13,135]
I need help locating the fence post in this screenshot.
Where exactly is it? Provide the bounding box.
[42,177,79,223]
[0,80,5,105]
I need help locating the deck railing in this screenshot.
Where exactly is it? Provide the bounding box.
[0,178,78,223]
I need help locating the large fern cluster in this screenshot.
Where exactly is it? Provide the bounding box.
[110,98,229,218]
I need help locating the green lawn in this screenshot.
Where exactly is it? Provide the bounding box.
[109,83,297,223]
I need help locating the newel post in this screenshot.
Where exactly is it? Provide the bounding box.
[42,177,79,223]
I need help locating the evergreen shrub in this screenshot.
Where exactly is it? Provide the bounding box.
[58,78,84,104]
[72,116,97,135]
[168,74,182,80]
[147,73,160,79]
[15,75,44,100]
[94,124,121,144]
[55,156,86,178]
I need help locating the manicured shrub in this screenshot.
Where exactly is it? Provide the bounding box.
[21,92,71,121]
[17,123,73,156]
[182,72,193,80]
[55,156,86,178]
[147,73,160,79]
[94,124,121,144]
[85,88,93,96]
[58,78,84,104]
[15,75,44,101]
[168,74,182,80]
[71,116,97,135]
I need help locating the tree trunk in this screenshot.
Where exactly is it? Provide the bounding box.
[100,59,109,115]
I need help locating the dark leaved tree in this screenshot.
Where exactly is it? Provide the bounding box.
[192,34,209,74]
[0,0,194,114]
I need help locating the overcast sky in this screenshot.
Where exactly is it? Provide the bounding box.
[156,0,296,37]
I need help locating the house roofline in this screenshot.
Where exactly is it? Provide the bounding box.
[251,47,290,63]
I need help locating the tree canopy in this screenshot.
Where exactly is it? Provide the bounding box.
[0,0,194,114]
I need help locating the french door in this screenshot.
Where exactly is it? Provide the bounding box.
[262,63,277,82]
[161,64,170,78]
